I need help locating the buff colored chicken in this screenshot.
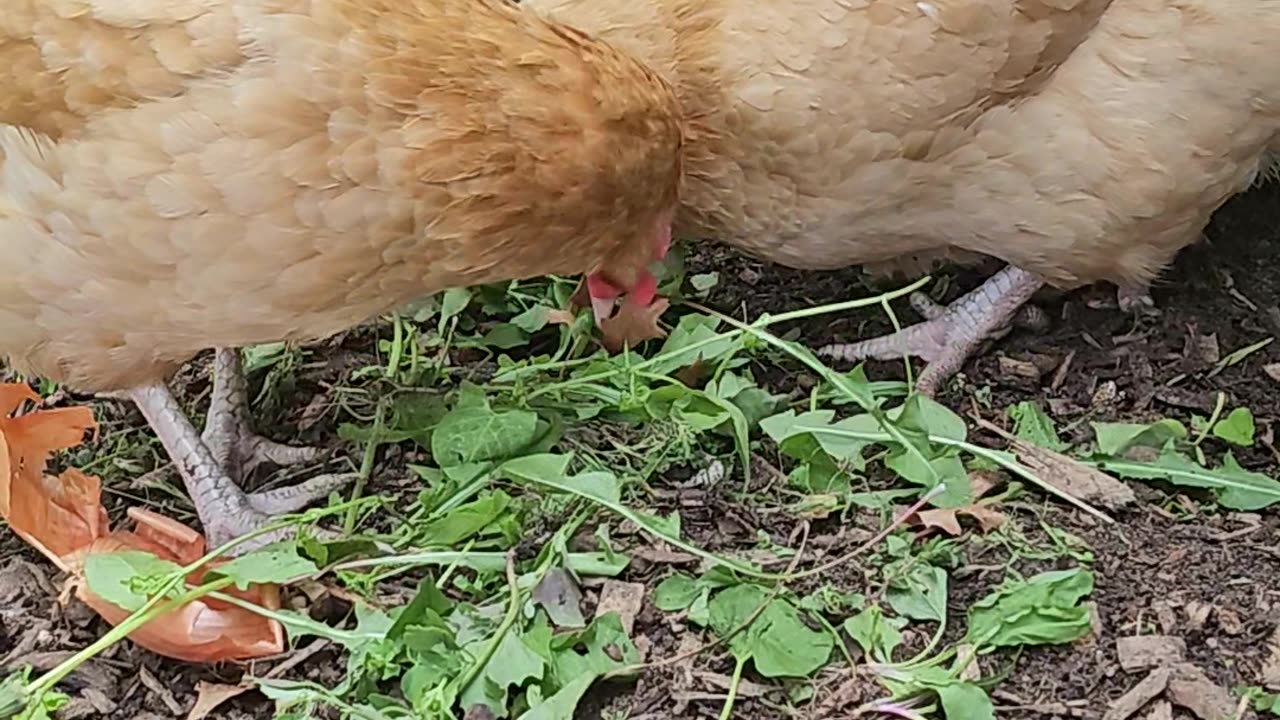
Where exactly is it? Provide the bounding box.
[525,0,1280,393]
[0,0,683,549]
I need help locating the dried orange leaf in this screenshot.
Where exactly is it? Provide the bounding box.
[0,385,101,570]
[601,298,670,352]
[70,509,285,662]
[0,384,284,663]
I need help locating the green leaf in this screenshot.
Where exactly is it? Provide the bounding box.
[708,585,832,678]
[689,272,719,293]
[388,578,454,641]
[547,612,638,683]
[965,568,1094,649]
[1098,449,1280,510]
[650,314,741,374]
[842,605,904,662]
[1213,407,1256,447]
[886,565,948,623]
[83,551,184,612]
[207,547,317,590]
[438,287,473,333]
[1092,419,1187,456]
[884,450,971,507]
[431,388,539,466]
[1007,401,1067,451]
[481,323,529,349]
[936,683,995,720]
[416,492,513,546]
[893,394,967,442]
[654,574,701,611]
[518,674,594,720]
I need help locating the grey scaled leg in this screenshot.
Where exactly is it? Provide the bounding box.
[127,359,355,551]
[818,265,1046,395]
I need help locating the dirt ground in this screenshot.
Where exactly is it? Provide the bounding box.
[3,182,1280,719]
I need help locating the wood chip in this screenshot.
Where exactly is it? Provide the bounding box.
[596,580,645,635]
[1011,438,1136,509]
[1117,636,1186,671]
[1167,664,1236,720]
[1144,700,1173,720]
[187,683,249,720]
[1104,667,1171,720]
[138,665,186,716]
[1264,363,1280,384]
[1184,601,1213,630]
[1259,624,1280,690]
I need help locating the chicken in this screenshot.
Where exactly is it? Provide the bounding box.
[525,0,1280,393]
[0,0,683,549]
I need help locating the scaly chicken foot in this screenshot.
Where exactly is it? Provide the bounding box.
[1116,284,1156,313]
[128,379,354,551]
[202,348,325,483]
[819,265,1047,395]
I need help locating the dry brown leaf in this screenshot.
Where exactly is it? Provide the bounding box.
[600,297,670,351]
[913,504,1006,536]
[543,308,578,326]
[0,383,284,663]
[908,471,1006,536]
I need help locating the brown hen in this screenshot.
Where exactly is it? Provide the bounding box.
[526,0,1280,393]
[0,0,683,549]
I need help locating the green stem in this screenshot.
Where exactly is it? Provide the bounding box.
[718,656,747,720]
[344,401,386,534]
[455,553,524,699]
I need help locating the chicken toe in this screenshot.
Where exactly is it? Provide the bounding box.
[128,381,353,551]
[1116,284,1156,313]
[201,348,327,483]
[819,265,1046,395]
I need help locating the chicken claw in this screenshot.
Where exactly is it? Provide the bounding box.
[202,349,324,481]
[819,266,1046,396]
[127,364,355,551]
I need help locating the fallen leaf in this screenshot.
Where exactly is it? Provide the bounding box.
[66,508,286,662]
[601,298,670,352]
[0,385,102,571]
[0,384,284,663]
[543,308,578,326]
[912,504,1006,536]
[1260,625,1280,690]
[532,568,585,628]
[187,681,251,720]
[907,471,1006,536]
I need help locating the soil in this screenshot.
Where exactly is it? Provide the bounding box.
[4,183,1280,720]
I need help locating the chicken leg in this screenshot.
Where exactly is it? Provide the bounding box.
[818,265,1046,396]
[128,349,356,551]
